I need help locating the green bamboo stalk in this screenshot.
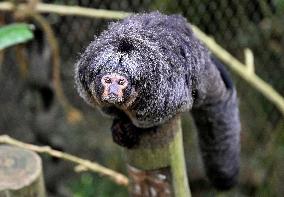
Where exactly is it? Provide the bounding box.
[191,25,284,115]
[125,116,191,197]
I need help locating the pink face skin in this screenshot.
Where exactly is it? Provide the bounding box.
[101,74,128,103]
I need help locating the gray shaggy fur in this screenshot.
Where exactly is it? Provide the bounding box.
[75,12,241,190]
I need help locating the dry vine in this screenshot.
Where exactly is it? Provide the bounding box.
[3,1,83,124]
[30,13,83,124]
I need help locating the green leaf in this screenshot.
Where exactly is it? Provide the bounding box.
[0,23,34,50]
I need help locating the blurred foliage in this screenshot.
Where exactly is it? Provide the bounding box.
[0,23,33,50]
[70,173,127,197]
[275,0,284,11]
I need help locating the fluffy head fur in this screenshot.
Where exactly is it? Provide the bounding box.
[75,12,208,128]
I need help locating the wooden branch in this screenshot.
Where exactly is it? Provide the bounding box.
[191,25,284,115]
[0,135,129,186]
[1,2,282,115]
[244,48,254,74]
[0,2,131,19]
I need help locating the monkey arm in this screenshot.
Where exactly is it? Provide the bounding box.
[111,118,140,148]
[191,55,241,190]
[111,116,155,149]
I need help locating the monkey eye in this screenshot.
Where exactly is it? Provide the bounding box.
[104,77,112,84]
[118,79,125,85]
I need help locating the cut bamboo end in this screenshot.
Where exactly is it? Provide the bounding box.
[0,145,46,197]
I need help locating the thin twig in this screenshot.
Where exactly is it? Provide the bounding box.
[15,45,29,79]
[0,135,129,186]
[30,13,83,124]
[14,5,84,123]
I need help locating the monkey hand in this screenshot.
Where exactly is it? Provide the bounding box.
[111,118,143,148]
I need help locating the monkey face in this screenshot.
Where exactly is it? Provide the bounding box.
[87,70,137,109]
[100,73,129,104]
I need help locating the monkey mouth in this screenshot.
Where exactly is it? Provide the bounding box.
[102,94,124,104]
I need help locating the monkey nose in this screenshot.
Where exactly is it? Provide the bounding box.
[109,84,119,96]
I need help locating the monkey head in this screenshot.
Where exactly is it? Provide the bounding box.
[75,56,138,110]
[75,13,195,128]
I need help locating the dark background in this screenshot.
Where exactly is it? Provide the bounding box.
[1,0,284,196]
